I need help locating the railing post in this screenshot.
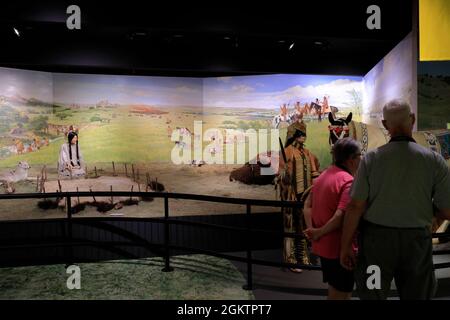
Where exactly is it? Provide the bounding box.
[162,194,173,272]
[65,195,74,267]
[243,203,253,291]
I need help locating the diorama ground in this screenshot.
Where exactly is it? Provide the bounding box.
[0,162,280,220]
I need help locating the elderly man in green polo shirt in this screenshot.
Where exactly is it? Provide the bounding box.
[340,99,450,300]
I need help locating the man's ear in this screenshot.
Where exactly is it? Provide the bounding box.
[410,113,416,128]
[382,120,389,131]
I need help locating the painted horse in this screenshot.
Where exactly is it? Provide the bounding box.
[272,104,298,129]
[328,112,450,239]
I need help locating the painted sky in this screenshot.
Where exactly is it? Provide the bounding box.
[203,74,363,109]
[0,67,364,110]
[0,67,53,103]
[53,73,203,106]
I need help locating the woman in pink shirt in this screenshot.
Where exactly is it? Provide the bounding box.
[304,138,362,300]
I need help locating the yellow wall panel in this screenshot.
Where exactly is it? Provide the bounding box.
[419,0,450,61]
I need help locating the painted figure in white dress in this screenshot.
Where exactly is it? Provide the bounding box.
[58,131,85,178]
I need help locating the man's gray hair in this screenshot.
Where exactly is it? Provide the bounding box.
[382,99,413,128]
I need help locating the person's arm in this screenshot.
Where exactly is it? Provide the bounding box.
[278,150,286,172]
[432,154,450,220]
[58,144,70,170]
[78,144,85,168]
[305,208,346,241]
[318,209,345,236]
[278,147,292,182]
[340,158,370,270]
[437,208,450,220]
[306,150,319,175]
[340,199,366,270]
[305,180,352,240]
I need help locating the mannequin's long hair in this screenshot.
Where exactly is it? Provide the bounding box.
[67,132,80,166]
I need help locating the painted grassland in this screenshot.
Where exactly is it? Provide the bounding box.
[0,105,334,170]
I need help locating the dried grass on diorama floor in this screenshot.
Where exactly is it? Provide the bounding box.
[0,162,280,221]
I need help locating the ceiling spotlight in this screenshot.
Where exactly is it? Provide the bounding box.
[13,27,20,37]
[289,42,295,50]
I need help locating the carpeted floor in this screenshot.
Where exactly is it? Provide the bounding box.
[0,254,254,300]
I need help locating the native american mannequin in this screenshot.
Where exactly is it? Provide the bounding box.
[279,123,320,271]
[58,131,85,178]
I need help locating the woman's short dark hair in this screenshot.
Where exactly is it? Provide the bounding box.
[332,138,361,166]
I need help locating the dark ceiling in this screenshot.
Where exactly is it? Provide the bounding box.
[0,1,414,77]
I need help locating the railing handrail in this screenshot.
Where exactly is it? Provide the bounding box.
[0,191,302,208]
[0,191,449,239]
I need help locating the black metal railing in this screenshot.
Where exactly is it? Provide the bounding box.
[0,191,449,290]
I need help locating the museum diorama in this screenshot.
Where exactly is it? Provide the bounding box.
[0,0,449,302]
